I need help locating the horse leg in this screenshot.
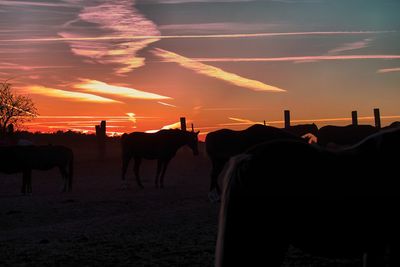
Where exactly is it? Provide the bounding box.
[121,154,131,189]
[23,170,32,195]
[159,159,171,189]
[59,166,68,192]
[155,159,162,188]
[133,157,144,188]
[21,172,27,195]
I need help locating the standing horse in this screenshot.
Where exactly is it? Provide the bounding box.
[205,124,304,202]
[0,145,74,194]
[317,124,378,147]
[121,129,199,188]
[216,127,400,267]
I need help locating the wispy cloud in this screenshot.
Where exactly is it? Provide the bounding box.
[59,0,160,75]
[158,101,178,108]
[3,31,391,43]
[0,62,72,70]
[218,117,264,126]
[152,48,285,92]
[159,22,281,34]
[145,120,190,133]
[75,79,172,100]
[328,38,373,54]
[21,85,121,103]
[139,0,318,4]
[193,55,400,63]
[0,1,75,8]
[377,67,400,74]
[202,107,261,111]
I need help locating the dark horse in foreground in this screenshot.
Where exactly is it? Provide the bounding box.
[205,124,310,201]
[0,145,74,194]
[317,124,378,147]
[216,127,400,267]
[121,129,199,188]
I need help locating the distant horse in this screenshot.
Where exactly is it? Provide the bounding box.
[0,145,74,194]
[383,121,400,130]
[205,124,303,201]
[121,129,199,188]
[216,127,400,267]
[317,124,378,147]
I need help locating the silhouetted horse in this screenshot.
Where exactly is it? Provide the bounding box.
[205,124,303,201]
[317,124,378,147]
[383,121,400,130]
[285,123,318,137]
[216,127,400,267]
[0,145,74,194]
[121,129,199,188]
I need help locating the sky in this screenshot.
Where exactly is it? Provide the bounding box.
[1,0,400,138]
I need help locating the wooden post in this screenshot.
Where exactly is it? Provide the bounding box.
[351,111,358,126]
[263,120,266,126]
[180,117,187,131]
[374,108,381,129]
[284,110,290,129]
[191,123,194,132]
[95,120,106,159]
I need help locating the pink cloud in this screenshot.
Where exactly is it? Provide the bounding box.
[377,67,400,74]
[328,38,373,54]
[3,31,391,43]
[194,55,400,62]
[152,48,285,92]
[59,0,160,75]
[74,79,172,100]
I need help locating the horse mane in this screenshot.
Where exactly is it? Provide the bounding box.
[216,153,253,267]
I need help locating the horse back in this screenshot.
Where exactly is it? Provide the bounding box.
[206,125,301,160]
[26,145,73,170]
[121,131,173,159]
[318,124,378,146]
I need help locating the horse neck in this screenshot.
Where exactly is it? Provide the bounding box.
[169,131,190,149]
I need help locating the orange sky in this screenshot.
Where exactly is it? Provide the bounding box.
[1,0,400,140]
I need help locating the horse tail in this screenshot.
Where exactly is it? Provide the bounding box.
[216,153,252,267]
[68,149,74,192]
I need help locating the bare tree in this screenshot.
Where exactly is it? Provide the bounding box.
[0,81,38,137]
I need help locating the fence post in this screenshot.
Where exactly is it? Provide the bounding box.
[180,117,187,131]
[284,110,290,129]
[351,111,358,126]
[95,120,106,159]
[374,108,381,129]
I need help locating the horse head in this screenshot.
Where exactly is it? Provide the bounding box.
[186,130,200,156]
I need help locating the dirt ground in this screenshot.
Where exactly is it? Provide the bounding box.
[0,140,361,266]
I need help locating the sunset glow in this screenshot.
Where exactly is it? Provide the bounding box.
[22,85,121,103]
[1,0,399,136]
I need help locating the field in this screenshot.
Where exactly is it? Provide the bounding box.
[0,137,361,266]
